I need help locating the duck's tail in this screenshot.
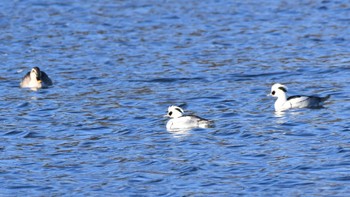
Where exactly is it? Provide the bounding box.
[199,119,215,128]
[320,94,331,102]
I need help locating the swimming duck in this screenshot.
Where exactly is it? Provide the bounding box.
[270,83,330,112]
[165,105,213,130]
[20,67,53,88]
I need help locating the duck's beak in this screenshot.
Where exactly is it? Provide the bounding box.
[37,80,42,83]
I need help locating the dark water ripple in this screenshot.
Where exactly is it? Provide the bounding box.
[0,0,349,196]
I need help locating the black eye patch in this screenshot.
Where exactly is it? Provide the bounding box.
[175,108,182,113]
[271,91,275,95]
[278,87,287,92]
[168,111,173,116]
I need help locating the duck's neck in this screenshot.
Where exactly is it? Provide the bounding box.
[275,94,288,111]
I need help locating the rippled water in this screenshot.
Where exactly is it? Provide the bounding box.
[1,0,350,196]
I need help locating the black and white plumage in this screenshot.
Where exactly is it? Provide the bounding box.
[20,67,53,89]
[165,106,213,130]
[270,83,330,112]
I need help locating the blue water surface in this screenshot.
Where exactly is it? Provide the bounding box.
[0,0,350,196]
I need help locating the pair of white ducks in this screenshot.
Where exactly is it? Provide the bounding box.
[166,83,330,130]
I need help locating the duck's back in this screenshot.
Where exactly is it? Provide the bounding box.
[287,95,330,108]
[167,115,211,129]
[41,71,53,86]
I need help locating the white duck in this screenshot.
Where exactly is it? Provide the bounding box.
[270,83,330,112]
[165,105,213,130]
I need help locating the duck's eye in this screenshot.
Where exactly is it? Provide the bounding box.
[271,91,275,95]
[168,111,173,116]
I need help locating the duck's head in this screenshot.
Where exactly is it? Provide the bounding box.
[30,67,42,82]
[166,105,184,118]
[270,83,287,98]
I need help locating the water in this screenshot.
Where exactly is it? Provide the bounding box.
[1,0,350,196]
